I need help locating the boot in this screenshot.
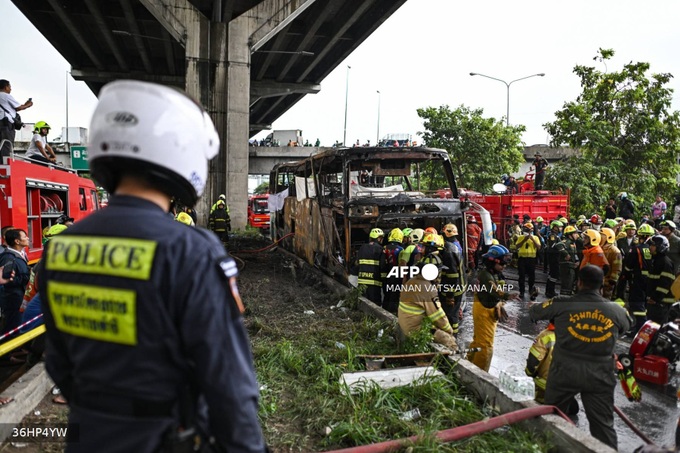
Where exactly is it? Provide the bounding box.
[530,286,538,301]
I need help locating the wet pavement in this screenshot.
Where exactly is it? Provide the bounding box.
[456,266,679,453]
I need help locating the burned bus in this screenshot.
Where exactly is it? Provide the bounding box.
[269,147,487,281]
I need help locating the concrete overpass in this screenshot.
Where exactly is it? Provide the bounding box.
[10,0,408,227]
[248,146,328,175]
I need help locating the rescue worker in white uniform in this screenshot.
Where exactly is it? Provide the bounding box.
[40,81,267,453]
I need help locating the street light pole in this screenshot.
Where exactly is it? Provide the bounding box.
[343,65,351,146]
[469,72,545,126]
[376,90,381,145]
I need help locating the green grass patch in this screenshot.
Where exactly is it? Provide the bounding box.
[252,315,551,452]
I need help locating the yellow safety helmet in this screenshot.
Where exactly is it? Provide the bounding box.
[369,228,385,239]
[491,238,500,245]
[623,222,637,231]
[435,233,445,250]
[535,216,544,223]
[637,224,655,236]
[442,223,458,237]
[564,225,577,235]
[388,228,404,243]
[559,217,568,225]
[176,212,195,226]
[600,227,616,245]
[422,232,438,246]
[582,229,601,247]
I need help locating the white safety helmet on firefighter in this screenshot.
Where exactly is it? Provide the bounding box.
[661,220,677,231]
[410,228,424,243]
[637,223,655,237]
[219,194,226,201]
[650,234,669,255]
[600,227,616,245]
[482,244,512,264]
[442,223,458,237]
[582,229,601,248]
[88,80,220,207]
[387,228,404,243]
[369,228,384,239]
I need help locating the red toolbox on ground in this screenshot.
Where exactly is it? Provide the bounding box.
[633,355,671,385]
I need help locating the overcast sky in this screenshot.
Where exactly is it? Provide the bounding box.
[3,0,680,146]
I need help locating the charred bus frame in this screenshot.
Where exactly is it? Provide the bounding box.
[269,147,471,281]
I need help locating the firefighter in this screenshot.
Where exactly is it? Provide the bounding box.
[659,220,680,274]
[39,80,266,452]
[646,234,676,325]
[590,214,603,231]
[467,245,519,371]
[208,198,231,246]
[210,193,228,213]
[529,265,631,450]
[617,221,638,259]
[525,322,554,403]
[599,227,622,300]
[545,220,563,298]
[515,222,541,300]
[398,254,458,351]
[354,228,385,305]
[440,223,466,334]
[465,214,482,272]
[554,225,579,296]
[399,228,423,269]
[622,223,655,333]
[580,229,610,275]
[381,228,404,313]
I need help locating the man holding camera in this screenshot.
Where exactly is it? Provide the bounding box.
[0,80,33,157]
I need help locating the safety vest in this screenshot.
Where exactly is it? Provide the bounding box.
[516,235,540,258]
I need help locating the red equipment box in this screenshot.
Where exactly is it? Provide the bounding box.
[633,355,671,385]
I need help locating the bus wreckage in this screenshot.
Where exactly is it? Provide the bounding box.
[269,147,493,282]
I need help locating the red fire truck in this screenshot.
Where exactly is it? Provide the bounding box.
[247,194,270,230]
[0,158,100,263]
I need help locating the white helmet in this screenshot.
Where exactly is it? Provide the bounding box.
[88,80,219,207]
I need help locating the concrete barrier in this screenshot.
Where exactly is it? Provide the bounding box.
[0,363,54,442]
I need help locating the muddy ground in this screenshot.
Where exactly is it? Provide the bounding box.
[0,234,348,452]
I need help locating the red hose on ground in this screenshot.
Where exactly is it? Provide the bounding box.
[231,232,295,254]
[323,406,573,453]
[614,405,655,446]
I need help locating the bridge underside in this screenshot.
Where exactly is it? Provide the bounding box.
[11,0,408,227]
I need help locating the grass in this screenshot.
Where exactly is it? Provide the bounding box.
[251,314,551,452]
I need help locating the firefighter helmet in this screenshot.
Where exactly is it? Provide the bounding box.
[637,224,655,236]
[491,239,500,245]
[564,225,577,235]
[523,222,534,231]
[218,194,226,201]
[535,216,544,223]
[550,220,563,229]
[418,253,447,270]
[582,229,601,247]
[369,228,384,239]
[623,222,637,231]
[402,227,413,238]
[600,227,616,244]
[442,223,458,237]
[34,121,51,133]
[435,234,445,250]
[88,80,220,207]
[650,234,669,254]
[603,219,618,229]
[422,232,438,246]
[590,214,602,225]
[482,244,511,264]
[410,228,424,243]
[466,214,477,223]
[559,217,568,225]
[424,227,438,234]
[175,212,195,226]
[388,228,404,243]
[57,214,74,225]
[578,214,586,220]
[660,220,677,231]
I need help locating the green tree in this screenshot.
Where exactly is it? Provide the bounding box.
[544,48,680,216]
[417,105,525,192]
[254,182,269,194]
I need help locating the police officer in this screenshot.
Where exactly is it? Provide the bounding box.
[530,265,631,450]
[39,81,267,453]
[353,228,385,305]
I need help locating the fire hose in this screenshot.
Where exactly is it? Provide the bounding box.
[613,405,655,446]
[323,406,573,453]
